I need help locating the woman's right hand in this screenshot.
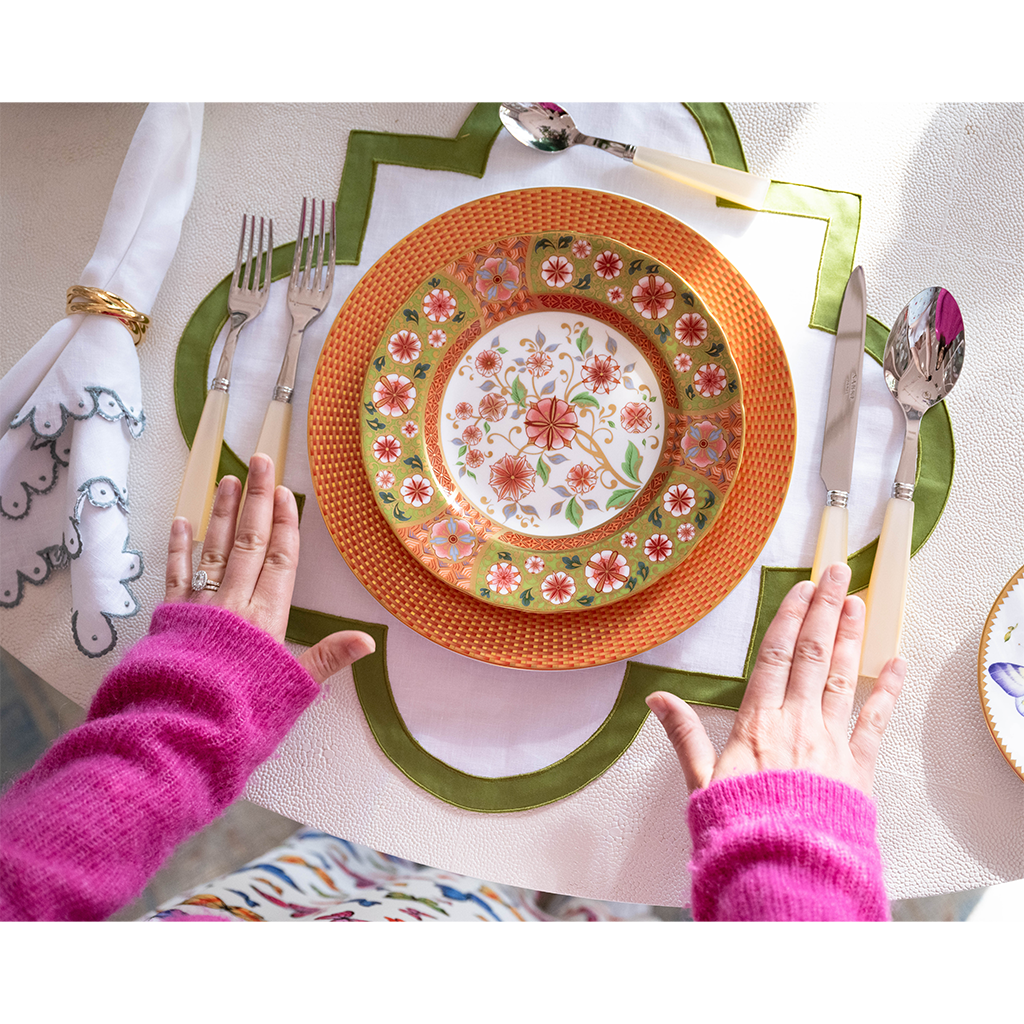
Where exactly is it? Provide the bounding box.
[646,563,905,797]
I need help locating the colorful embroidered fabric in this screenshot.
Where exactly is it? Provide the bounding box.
[141,830,669,922]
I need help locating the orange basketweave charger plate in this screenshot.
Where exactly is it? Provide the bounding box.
[308,188,796,670]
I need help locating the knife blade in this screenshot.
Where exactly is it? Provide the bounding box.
[810,265,866,584]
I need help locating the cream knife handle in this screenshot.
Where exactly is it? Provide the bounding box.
[174,387,229,542]
[860,496,915,678]
[632,146,771,210]
[239,398,291,514]
[810,505,848,585]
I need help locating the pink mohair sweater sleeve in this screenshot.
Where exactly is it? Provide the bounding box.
[686,770,890,921]
[0,602,320,922]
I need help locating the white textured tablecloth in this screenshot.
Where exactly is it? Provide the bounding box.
[2,102,1022,904]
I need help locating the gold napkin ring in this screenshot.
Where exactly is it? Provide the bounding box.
[66,286,150,345]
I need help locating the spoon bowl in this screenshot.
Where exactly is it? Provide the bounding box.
[860,287,966,677]
[499,102,771,210]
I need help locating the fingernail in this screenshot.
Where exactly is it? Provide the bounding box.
[831,562,852,585]
[346,635,375,661]
[891,656,908,679]
[845,595,865,620]
[794,580,815,601]
[251,452,272,477]
[645,694,668,722]
[217,475,239,496]
[172,516,188,537]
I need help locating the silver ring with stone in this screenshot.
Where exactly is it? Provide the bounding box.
[191,569,220,593]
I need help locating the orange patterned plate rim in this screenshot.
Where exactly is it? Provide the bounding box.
[307,187,796,670]
[357,229,745,615]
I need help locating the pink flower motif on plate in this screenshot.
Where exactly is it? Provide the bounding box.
[372,434,402,463]
[400,474,434,507]
[693,363,727,398]
[475,256,521,302]
[478,392,508,422]
[474,349,502,376]
[566,462,597,494]
[632,275,675,320]
[620,401,652,434]
[387,329,421,363]
[606,286,624,304]
[684,421,727,468]
[400,420,419,438]
[524,556,545,574]
[594,250,623,280]
[663,483,696,517]
[582,353,621,394]
[585,550,630,593]
[373,374,416,417]
[644,534,672,562]
[541,571,576,605]
[540,254,573,288]
[423,288,457,323]
[620,531,638,548]
[673,352,693,373]
[675,312,708,346]
[677,522,696,542]
[525,351,553,377]
[571,239,592,259]
[486,561,522,595]
[461,424,483,445]
[488,453,535,503]
[465,448,485,468]
[375,469,395,489]
[428,329,447,348]
[454,401,474,419]
[429,515,477,562]
[525,397,578,450]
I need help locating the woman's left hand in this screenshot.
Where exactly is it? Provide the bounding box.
[164,453,375,684]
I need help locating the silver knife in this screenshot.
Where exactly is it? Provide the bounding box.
[810,265,866,584]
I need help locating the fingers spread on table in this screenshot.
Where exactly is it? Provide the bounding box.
[221,454,275,596]
[742,578,815,709]
[820,593,866,731]
[194,475,241,592]
[164,516,193,602]
[646,692,717,791]
[784,563,851,706]
[849,656,906,789]
[251,485,300,630]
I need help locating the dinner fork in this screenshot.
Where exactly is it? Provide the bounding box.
[247,197,335,490]
[175,214,272,541]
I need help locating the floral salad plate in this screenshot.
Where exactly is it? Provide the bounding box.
[978,565,1024,781]
[359,231,744,613]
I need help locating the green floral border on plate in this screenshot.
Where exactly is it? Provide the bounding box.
[173,102,955,812]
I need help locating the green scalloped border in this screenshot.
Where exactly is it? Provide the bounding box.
[174,103,955,813]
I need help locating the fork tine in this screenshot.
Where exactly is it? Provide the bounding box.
[292,197,307,284]
[326,202,336,289]
[234,214,248,290]
[252,216,265,291]
[244,215,257,290]
[314,199,326,290]
[262,218,273,292]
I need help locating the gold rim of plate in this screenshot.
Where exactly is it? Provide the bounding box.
[307,187,796,670]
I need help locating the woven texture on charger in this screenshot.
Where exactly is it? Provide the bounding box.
[307,188,796,670]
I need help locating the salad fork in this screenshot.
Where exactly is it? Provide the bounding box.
[175,214,272,540]
[247,197,335,489]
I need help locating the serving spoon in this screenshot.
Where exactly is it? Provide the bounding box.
[860,287,965,677]
[499,102,771,210]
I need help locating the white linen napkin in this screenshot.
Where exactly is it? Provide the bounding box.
[0,103,203,656]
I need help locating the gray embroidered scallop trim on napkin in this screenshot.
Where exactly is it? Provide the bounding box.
[0,103,203,657]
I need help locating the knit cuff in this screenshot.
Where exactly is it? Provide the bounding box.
[686,771,889,921]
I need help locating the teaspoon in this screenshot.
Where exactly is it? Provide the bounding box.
[499,102,771,211]
[860,287,965,677]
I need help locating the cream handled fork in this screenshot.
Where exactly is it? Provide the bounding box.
[174,215,272,540]
[244,197,335,498]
